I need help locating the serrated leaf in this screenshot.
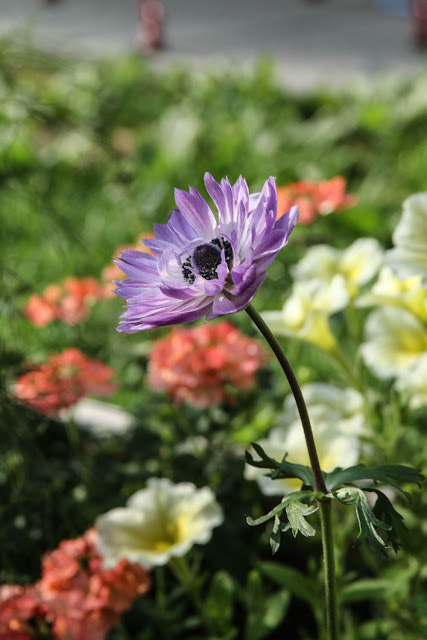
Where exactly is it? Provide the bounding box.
[259,562,317,606]
[246,443,315,487]
[369,488,410,553]
[334,487,391,558]
[283,500,318,538]
[325,463,424,501]
[270,515,281,555]
[246,490,317,528]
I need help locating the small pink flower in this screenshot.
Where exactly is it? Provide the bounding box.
[13,348,118,416]
[277,177,356,225]
[147,321,268,408]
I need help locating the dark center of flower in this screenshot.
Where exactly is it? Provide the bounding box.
[182,237,233,285]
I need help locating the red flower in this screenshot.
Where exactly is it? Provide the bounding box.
[0,530,151,640]
[24,278,103,327]
[277,176,356,225]
[13,348,118,416]
[147,321,268,408]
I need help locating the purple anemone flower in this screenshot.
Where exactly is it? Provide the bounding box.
[115,173,299,332]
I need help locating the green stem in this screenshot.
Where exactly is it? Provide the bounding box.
[319,500,339,640]
[245,303,327,494]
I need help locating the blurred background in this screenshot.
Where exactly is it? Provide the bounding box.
[1,2,427,640]
[2,0,427,90]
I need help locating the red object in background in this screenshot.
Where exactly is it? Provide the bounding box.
[0,530,151,640]
[138,0,165,53]
[24,277,104,327]
[13,348,118,416]
[411,0,427,46]
[147,321,268,408]
[276,176,356,225]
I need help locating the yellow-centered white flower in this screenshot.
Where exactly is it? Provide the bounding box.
[245,384,364,495]
[356,266,427,322]
[395,353,427,408]
[292,238,383,299]
[95,478,223,568]
[360,307,427,379]
[261,276,348,351]
[386,192,427,283]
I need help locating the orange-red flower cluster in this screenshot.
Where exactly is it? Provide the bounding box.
[0,529,151,640]
[277,176,356,225]
[24,277,104,327]
[147,321,268,408]
[101,233,155,298]
[13,348,118,416]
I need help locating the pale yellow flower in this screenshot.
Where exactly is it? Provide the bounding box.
[292,238,383,299]
[395,353,427,408]
[386,192,427,282]
[245,421,360,496]
[245,383,363,496]
[360,307,427,379]
[261,277,348,351]
[95,479,223,568]
[356,266,427,322]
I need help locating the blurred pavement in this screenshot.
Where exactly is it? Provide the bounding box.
[1,0,426,91]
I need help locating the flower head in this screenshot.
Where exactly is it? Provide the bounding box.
[386,192,427,282]
[147,321,268,408]
[292,238,383,299]
[115,173,298,332]
[13,348,118,416]
[24,277,104,327]
[95,478,224,568]
[245,383,364,495]
[261,277,349,351]
[277,176,356,225]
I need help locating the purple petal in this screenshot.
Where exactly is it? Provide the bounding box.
[174,187,217,240]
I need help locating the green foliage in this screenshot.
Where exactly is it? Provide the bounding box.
[0,39,426,639]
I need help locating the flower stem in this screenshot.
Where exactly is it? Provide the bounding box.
[319,499,339,640]
[245,303,327,494]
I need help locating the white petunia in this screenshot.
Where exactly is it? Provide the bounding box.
[395,353,427,409]
[95,478,223,568]
[386,192,427,283]
[245,420,360,496]
[245,383,364,496]
[360,307,427,379]
[356,266,427,322]
[292,238,383,299]
[261,276,349,351]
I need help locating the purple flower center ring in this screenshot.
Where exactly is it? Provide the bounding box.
[114,173,299,333]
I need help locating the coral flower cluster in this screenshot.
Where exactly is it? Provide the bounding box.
[277,176,356,225]
[147,321,268,407]
[13,348,117,416]
[0,529,151,640]
[24,277,104,327]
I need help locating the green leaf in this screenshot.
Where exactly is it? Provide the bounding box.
[282,499,318,538]
[325,463,424,500]
[246,589,290,640]
[270,515,282,555]
[369,488,410,553]
[259,562,318,606]
[205,571,236,636]
[246,442,315,487]
[334,487,391,558]
[246,490,317,527]
[340,578,396,604]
